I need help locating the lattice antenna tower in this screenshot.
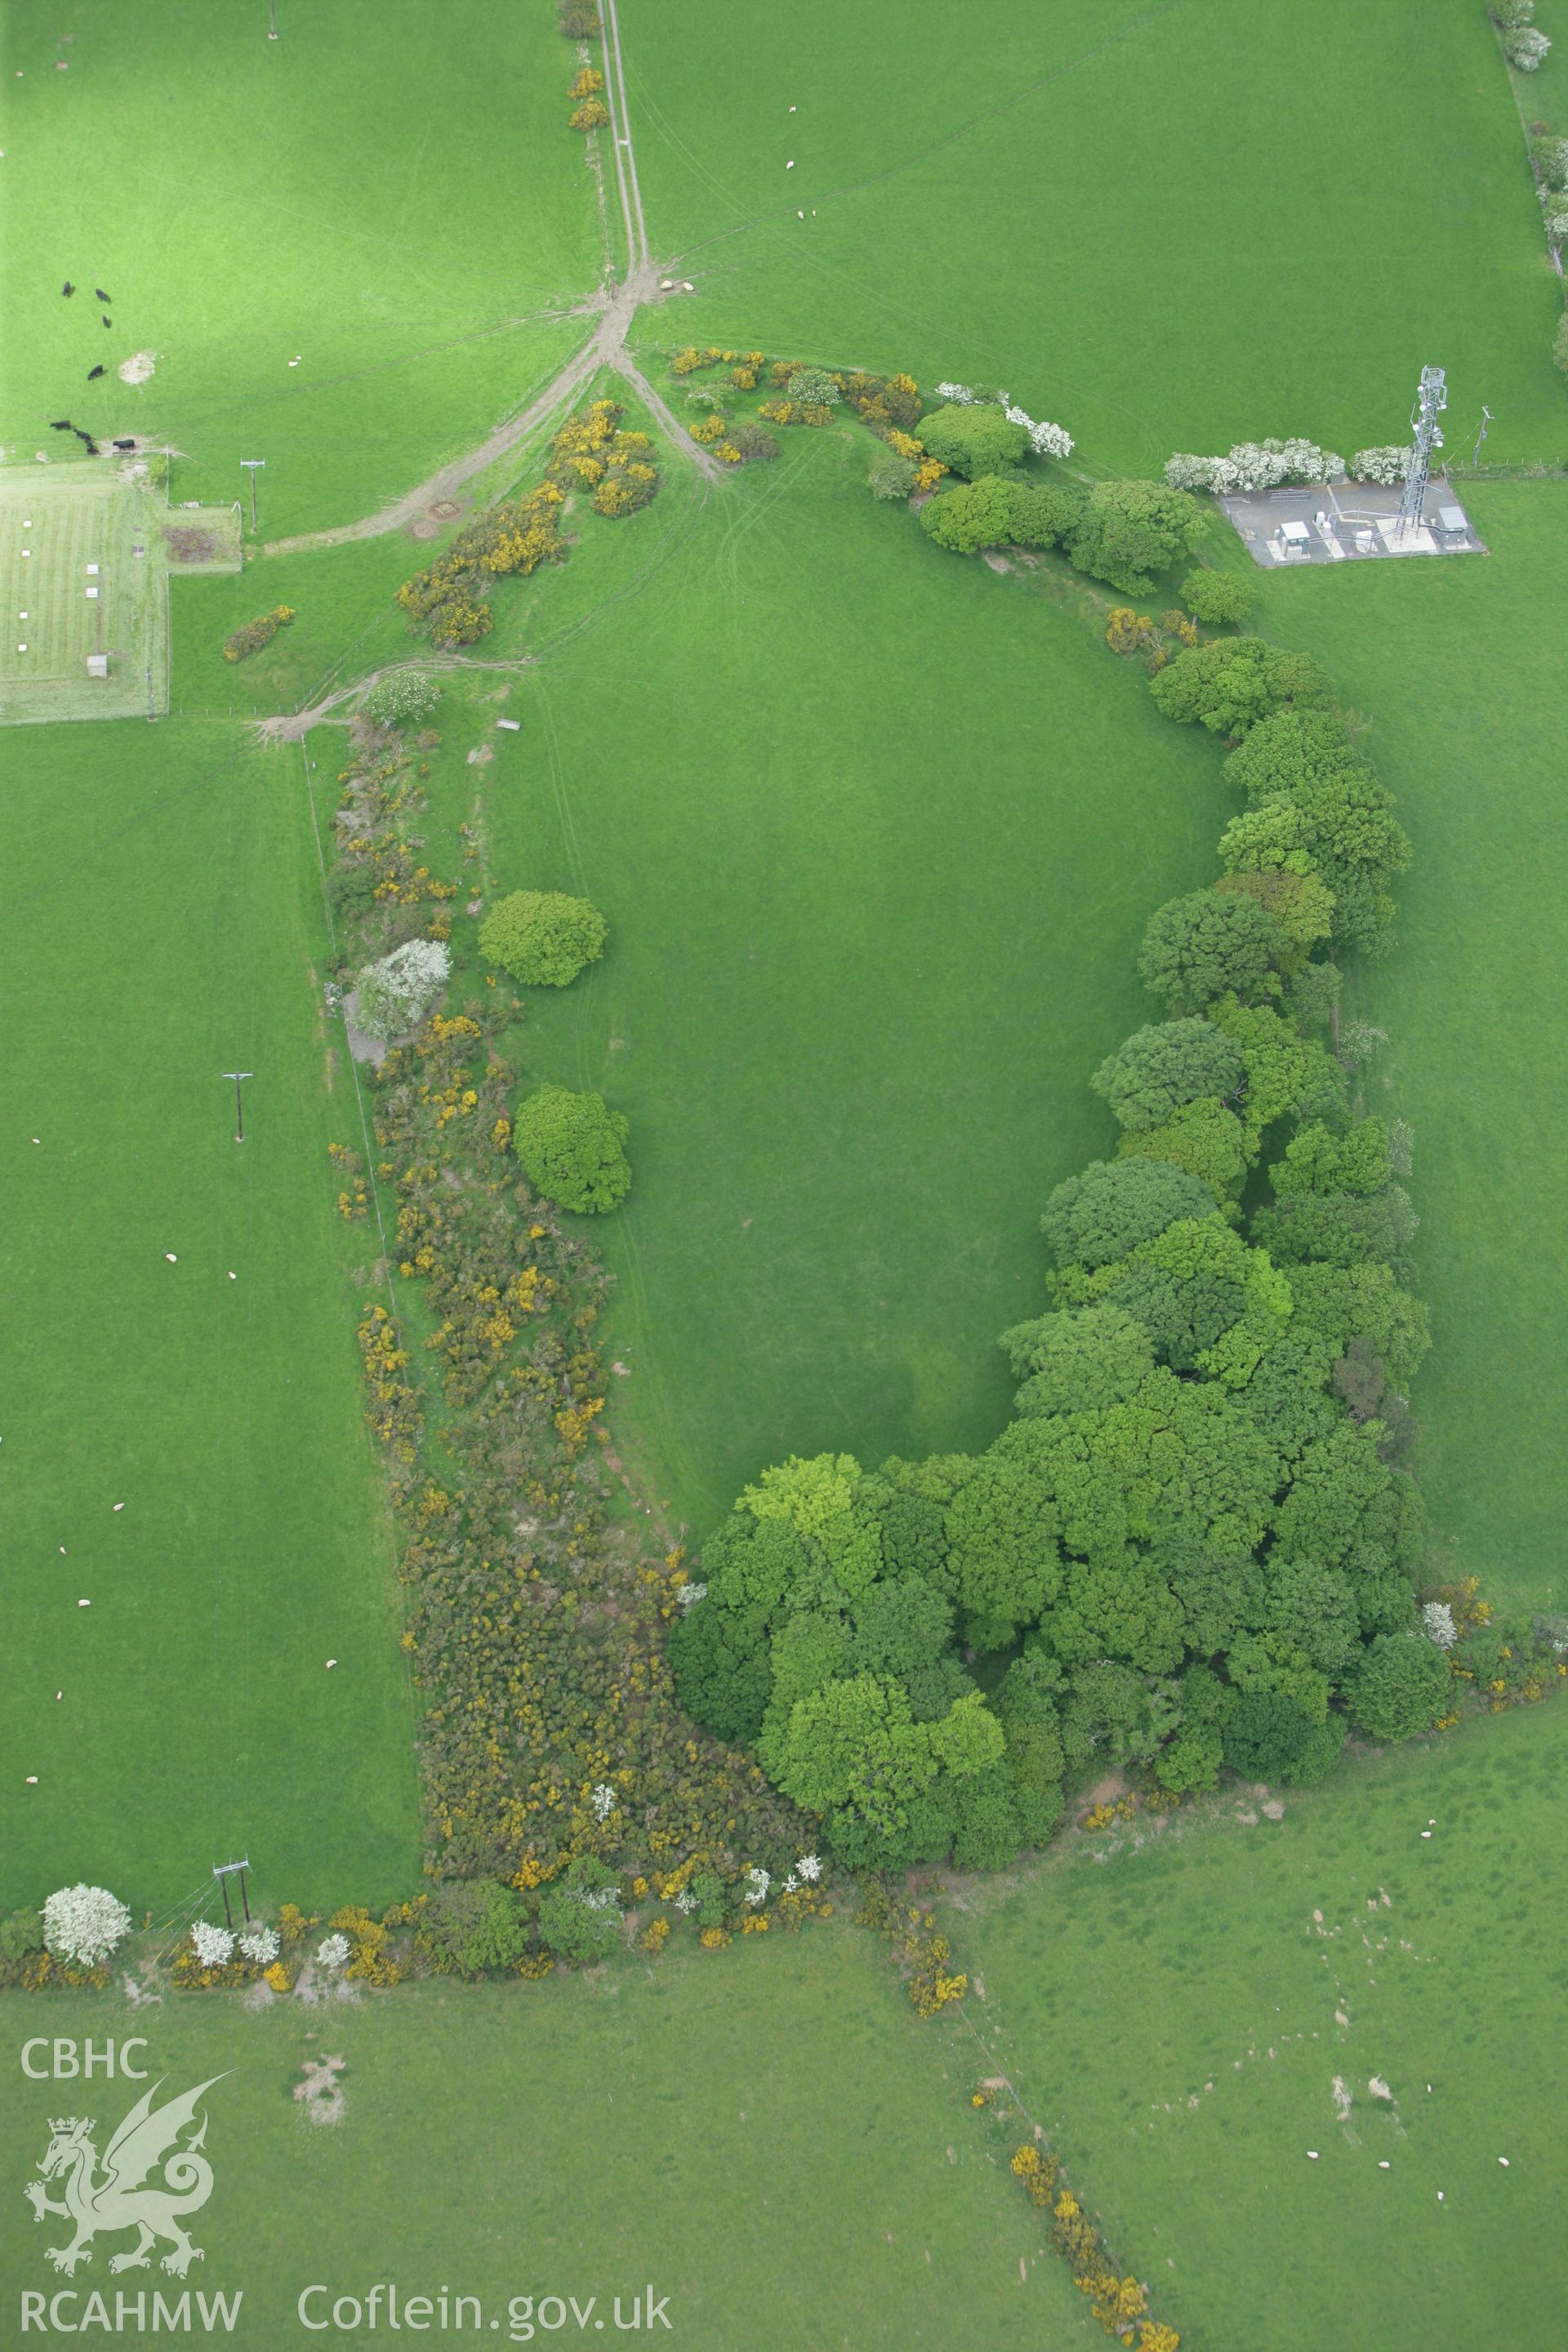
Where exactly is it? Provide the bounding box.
[1399,366,1446,536]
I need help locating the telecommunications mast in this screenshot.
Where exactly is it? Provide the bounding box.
[1397,366,1446,539]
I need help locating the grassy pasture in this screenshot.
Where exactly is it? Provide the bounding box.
[422,421,1227,1531]
[0,461,165,722]
[0,10,1563,2340]
[172,531,425,720]
[624,0,1566,471]
[0,718,420,1913]
[0,0,604,538]
[0,1927,1095,2349]
[956,1700,1568,2349]
[1233,483,1568,1613]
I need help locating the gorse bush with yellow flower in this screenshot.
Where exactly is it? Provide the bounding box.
[992,2129,1178,2344]
[316,725,810,1950]
[222,604,295,662]
[546,399,661,519]
[396,402,660,648]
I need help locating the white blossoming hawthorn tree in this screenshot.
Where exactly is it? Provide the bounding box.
[353,938,452,1044]
[935,381,1073,456]
[1004,404,1075,459]
[190,1921,235,1969]
[41,1885,132,1969]
[1352,446,1414,487]
[1504,24,1551,67]
[1422,1601,1458,1650]
[1165,439,1343,494]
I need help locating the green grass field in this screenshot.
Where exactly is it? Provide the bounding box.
[624,0,1566,473]
[3,2,1566,2341]
[0,1927,1097,2349]
[421,421,1228,1530]
[173,531,427,720]
[955,1700,1568,2349]
[1232,482,1568,1614]
[0,0,604,537]
[0,718,420,1914]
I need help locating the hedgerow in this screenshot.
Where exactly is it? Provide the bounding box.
[222,604,295,662]
[318,713,810,1950]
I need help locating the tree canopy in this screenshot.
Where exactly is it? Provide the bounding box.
[920,475,1022,554]
[915,403,1029,479]
[920,475,1082,555]
[1066,480,1206,594]
[1118,1095,1252,1200]
[1138,889,1289,1014]
[479,890,608,987]
[1042,1156,1218,1268]
[1179,570,1258,626]
[363,671,440,727]
[513,1085,630,1213]
[1347,1631,1453,1740]
[1150,638,1335,737]
[1091,1018,1245,1131]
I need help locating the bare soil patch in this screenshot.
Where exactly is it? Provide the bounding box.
[293,2055,347,2127]
[163,525,218,564]
[343,989,389,1067]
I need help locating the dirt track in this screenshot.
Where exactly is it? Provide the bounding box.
[264,18,715,562]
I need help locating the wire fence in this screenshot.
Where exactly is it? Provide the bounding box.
[1446,458,1568,481]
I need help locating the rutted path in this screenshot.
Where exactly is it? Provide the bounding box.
[600,0,652,280]
[252,655,537,743]
[263,7,715,562]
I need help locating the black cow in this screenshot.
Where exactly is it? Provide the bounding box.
[74,428,93,443]
[62,281,74,296]
[94,287,111,303]
[113,437,136,451]
[87,364,105,381]
[102,315,113,327]
[50,418,74,431]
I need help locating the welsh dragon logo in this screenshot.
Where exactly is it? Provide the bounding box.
[24,2075,229,2278]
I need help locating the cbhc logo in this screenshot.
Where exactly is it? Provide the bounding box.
[20,2039,149,2079]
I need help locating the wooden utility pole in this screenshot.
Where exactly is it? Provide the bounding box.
[223,1071,253,1142]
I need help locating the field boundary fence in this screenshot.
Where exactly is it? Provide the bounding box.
[1446,458,1568,481]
